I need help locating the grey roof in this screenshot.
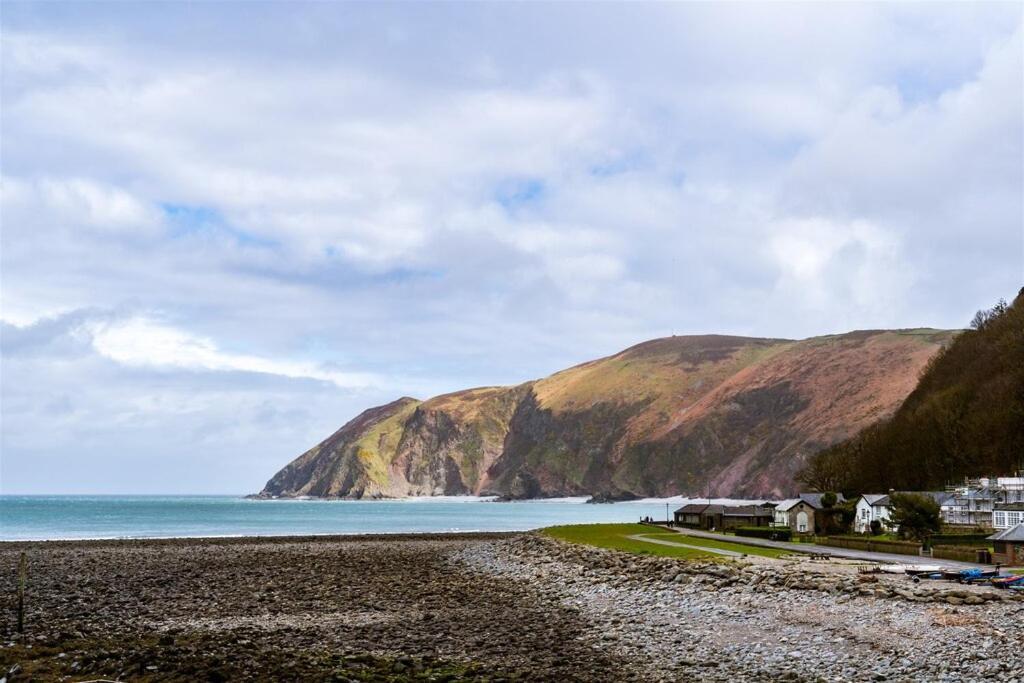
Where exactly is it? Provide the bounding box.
[988,523,1024,542]
[893,491,954,505]
[798,493,846,509]
[861,494,890,507]
[995,502,1024,511]
[675,503,772,516]
[722,505,773,517]
[676,503,710,514]
[774,499,801,512]
[954,488,994,500]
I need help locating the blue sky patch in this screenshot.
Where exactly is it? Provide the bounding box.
[161,203,278,248]
[494,178,545,211]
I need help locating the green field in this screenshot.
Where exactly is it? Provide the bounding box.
[541,523,789,559]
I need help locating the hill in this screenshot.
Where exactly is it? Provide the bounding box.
[799,289,1024,494]
[258,329,956,500]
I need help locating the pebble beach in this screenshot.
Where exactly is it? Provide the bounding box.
[1,533,1021,681]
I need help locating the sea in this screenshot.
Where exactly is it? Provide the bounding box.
[0,495,765,541]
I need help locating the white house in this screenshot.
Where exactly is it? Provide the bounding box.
[855,494,892,533]
[993,503,1024,530]
[941,476,1024,527]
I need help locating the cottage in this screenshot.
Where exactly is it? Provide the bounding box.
[780,493,847,535]
[772,499,800,527]
[857,491,951,533]
[674,503,708,528]
[854,494,892,533]
[988,523,1024,565]
[673,503,773,531]
[993,503,1024,530]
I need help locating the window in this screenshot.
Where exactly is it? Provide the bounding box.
[995,512,1006,528]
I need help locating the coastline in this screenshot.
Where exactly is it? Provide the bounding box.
[3,532,1020,681]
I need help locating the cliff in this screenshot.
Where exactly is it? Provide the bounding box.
[258,329,956,499]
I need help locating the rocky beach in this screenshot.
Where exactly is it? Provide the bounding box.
[2,533,1022,682]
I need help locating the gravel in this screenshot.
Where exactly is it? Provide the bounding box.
[456,534,1024,683]
[1,532,1020,682]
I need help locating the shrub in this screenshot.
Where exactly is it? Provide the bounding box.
[889,492,941,541]
[869,519,883,535]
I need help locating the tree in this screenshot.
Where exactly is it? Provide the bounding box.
[869,519,883,536]
[821,491,837,509]
[888,493,941,541]
[796,290,1024,493]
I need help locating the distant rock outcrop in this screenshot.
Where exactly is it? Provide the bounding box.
[257,329,956,499]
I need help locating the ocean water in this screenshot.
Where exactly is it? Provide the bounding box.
[0,495,762,541]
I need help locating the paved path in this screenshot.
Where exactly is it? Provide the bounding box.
[626,534,744,558]
[659,526,991,569]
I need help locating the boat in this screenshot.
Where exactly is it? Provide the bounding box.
[957,568,1000,584]
[991,575,1024,589]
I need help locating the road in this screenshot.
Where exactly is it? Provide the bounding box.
[659,526,993,569]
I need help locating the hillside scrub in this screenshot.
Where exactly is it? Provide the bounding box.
[799,289,1024,494]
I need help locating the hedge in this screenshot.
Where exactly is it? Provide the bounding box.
[735,526,792,541]
[819,536,922,556]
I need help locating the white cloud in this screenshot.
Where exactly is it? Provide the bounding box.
[2,176,162,235]
[84,317,379,389]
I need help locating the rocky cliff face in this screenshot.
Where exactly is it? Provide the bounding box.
[258,329,956,499]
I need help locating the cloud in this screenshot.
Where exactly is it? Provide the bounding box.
[84,317,379,389]
[2,176,162,235]
[0,2,1020,492]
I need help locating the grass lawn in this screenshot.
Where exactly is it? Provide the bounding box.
[541,523,788,560]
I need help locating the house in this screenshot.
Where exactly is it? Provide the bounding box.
[674,503,708,528]
[772,499,800,527]
[941,476,1024,527]
[854,491,952,533]
[854,494,892,533]
[781,493,847,535]
[987,523,1024,565]
[673,503,774,531]
[942,487,997,527]
[993,503,1024,530]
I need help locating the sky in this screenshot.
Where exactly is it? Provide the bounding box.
[1,2,1022,494]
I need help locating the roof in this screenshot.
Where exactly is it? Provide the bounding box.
[774,499,800,512]
[676,503,710,514]
[722,505,773,517]
[988,523,1024,542]
[954,488,994,500]
[798,493,847,509]
[893,491,954,505]
[674,503,772,516]
[860,494,890,507]
[995,502,1024,512]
